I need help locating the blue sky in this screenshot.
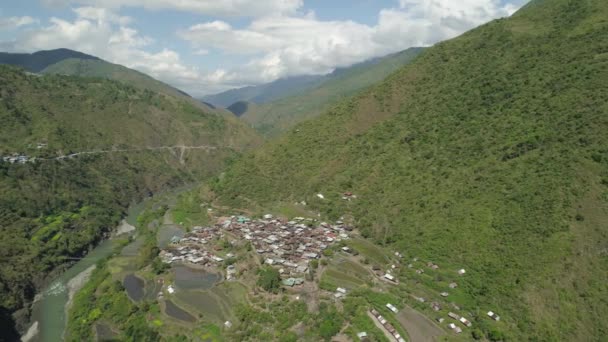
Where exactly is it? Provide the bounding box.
[0,0,528,96]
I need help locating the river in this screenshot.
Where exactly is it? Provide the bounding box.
[25,238,118,342]
[23,198,150,342]
[22,184,195,342]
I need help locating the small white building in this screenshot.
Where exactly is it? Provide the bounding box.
[487,311,501,321]
[356,332,368,340]
[386,303,398,313]
[459,317,472,327]
[458,269,466,275]
[336,287,347,294]
[317,193,325,199]
[384,273,395,282]
[224,321,232,328]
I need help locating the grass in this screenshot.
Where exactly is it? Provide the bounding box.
[173,281,247,324]
[198,324,223,342]
[347,238,392,266]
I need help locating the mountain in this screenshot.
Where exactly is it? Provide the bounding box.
[210,0,608,340]
[42,58,192,101]
[0,48,99,73]
[241,48,424,136]
[202,74,326,108]
[0,65,260,337]
[0,49,228,117]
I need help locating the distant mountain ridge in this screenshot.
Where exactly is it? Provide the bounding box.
[0,48,100,73]
[202,74,326,108]
[239,47,424,136]
[204,50,424,112]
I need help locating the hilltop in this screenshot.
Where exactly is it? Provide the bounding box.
[0,65,260,337]
[240,48,423,136]
[41,58,199,104]
[0,48,99,73]
[210,0,608,340]
[0,49,227,116]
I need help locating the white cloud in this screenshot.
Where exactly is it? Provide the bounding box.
[179,0,520,90]
[73,6,132,25]
[5,0,525,96]
[193,48,209,56]
[0,16,38,30]
[41,0,303,18]
[3,7,214,96]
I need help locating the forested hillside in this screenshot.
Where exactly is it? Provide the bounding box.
[0,66,260,336]
[210,0,608,340]
[43,58,195,102]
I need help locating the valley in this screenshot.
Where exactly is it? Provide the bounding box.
[1,0,607,341]
[61,189,475,342]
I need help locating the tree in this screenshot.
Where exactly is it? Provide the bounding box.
[151,257,170,275]
[257,267,281,293]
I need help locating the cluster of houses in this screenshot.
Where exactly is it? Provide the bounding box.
[159,226,226,266]
[1,154,32,164]
[221,214,351,277]
[444,312,472,334]
[160,215,351,281]
[370,309,406,342]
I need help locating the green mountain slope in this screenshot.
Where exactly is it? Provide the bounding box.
[211,0,608,340]
[241,48,423,136]
[40,57,227,116]
[0,65,260,336]
[42,57,191,96]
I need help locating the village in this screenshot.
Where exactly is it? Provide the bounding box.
[160,214,351,281]
[156,211,505,341]
[1,154,33,164]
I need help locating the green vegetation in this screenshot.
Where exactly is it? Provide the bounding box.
[0,65,260,333]
[210,0,608,340]
[171,189,211,228]
[67,207,167,341]
[67,265,161,341]
[41,58,222,114]
[228,297,344,341]
[256,266,282,293]
[241,48,423,136]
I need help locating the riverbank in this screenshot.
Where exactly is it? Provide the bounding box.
[20,321,38,342]
[66,265,96,315]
